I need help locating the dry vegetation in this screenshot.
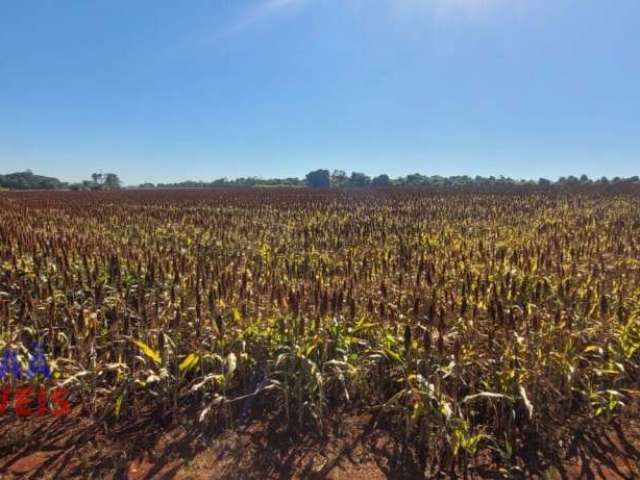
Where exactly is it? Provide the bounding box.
[0,188,639,478]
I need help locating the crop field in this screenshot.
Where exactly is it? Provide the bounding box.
[0,188,639,478]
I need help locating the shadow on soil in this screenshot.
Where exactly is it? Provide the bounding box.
[0,407,638,479]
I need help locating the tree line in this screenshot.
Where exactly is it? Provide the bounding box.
[1,169,639,190]
[0,170,66,190]
[143,170,640,189]
[0,171,121,190]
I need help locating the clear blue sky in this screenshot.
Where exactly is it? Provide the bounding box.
[1,0,638,185]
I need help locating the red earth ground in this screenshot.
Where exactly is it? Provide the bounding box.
[0,407,638,480]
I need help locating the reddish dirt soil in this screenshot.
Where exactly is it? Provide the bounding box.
[0,410,638,479]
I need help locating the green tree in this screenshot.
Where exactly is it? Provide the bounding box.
[91,173,102,185]
[306,169,331,188]
[538,178,552,187]
[330,170,348,188]
[104,173,122,189]
[371,174,391,187]
[404,173,427,186]
[579,174,592,184]
[348,172,371,187]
